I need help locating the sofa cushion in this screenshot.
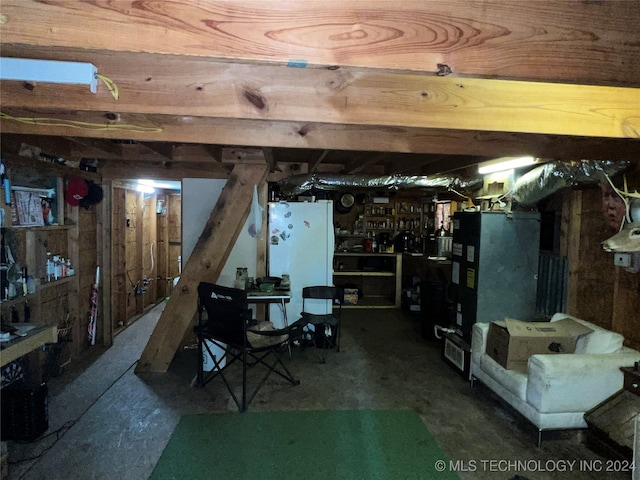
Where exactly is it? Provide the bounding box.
[526,351,635,413]
[551,313,624,354]
[479,353,528,401]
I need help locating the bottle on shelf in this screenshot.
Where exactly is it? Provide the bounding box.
[53,255,62,280]
[46,251,53,282]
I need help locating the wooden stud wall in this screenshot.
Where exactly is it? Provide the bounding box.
[110,187,179,333]
[563,181,640,351]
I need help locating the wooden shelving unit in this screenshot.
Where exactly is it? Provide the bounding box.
[363,200,423,239]
[333,252,402,308]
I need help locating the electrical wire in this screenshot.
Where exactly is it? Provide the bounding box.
[96,73,119,100]
[0,112,164,133]
[448,187,475,207]
[150,241,154,274]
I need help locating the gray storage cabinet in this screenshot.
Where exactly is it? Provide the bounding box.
[451,211,540,341]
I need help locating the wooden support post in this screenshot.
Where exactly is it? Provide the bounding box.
[564,190,583,317]
[100,179,113,346]
[135,164,268,373]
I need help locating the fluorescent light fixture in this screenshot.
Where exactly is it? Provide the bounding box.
[0,57,98,93]
[478,156,536,175]
[138,179,181,191]
[136,184,155,194]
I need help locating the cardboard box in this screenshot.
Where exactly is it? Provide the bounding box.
[343,288,359,305]
[486,318,593,371]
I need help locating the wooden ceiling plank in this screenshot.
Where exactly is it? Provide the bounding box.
[1,54,639,138]
[2,110,639,162]
[1,1,638,86]
[136,163,269,373]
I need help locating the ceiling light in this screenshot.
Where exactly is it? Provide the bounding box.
[0,57,98,93]
[138,179,181,191]
[478,156,537,175]
[136,184,155,194]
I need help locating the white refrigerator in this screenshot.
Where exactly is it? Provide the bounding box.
[267,200,335,327]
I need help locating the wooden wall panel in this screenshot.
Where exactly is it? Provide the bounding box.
[564,179,640,350]
[566,189,616,329]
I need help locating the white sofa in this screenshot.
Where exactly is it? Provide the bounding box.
[470,313,640,443]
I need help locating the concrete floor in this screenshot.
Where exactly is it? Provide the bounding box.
[6,303,632,480]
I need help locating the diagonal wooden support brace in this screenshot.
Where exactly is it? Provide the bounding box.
[135,164,268,373]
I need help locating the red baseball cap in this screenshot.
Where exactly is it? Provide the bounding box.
[66,176,89,206]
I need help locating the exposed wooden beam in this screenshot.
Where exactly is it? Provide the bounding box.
[2,110,640,162]
[66,137,123,157]
[135,142,174,161]
[1,133,74,159]
[222,147,265,162]
[203,145,223,163]
[309,150,329,174]
[388,154,450,174]
[2,1,638,86]
[1,50,638,138]
[99,159,232,180]
[136,163,269,373]
[262,147,281,173]
[345,152,388,175]
[420,155,488,176]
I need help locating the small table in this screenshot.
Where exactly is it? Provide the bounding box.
[0,324,58,368]
[247,289,291,328]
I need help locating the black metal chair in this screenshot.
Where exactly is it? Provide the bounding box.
[194,282,302,412]
[297,286,343,363]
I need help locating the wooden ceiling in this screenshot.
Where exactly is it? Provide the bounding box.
[1,1,639,184]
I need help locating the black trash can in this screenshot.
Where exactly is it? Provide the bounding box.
[1,382,49,442]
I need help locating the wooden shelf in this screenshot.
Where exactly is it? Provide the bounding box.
[39,276,76,289]
[333,252,402,309]
[339,295,396,309]
[0,324,57,367]
[7,225,74,231]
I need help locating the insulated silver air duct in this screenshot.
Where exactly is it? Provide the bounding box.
[277,173,482,198]
[512,160,631,206]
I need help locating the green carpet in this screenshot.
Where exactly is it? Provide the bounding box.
[149,409,459,480]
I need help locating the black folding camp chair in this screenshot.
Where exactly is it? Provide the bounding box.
[194,282,302,412]
[297,286,343,363]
